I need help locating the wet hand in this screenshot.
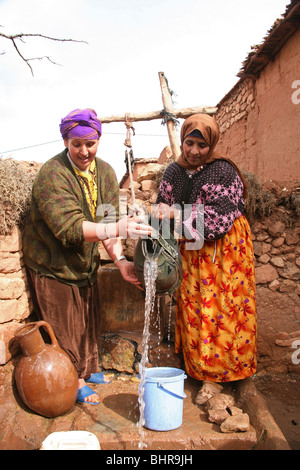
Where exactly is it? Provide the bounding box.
[118,215,153,239]
[118,260,143,289]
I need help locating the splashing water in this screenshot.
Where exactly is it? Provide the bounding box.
[153,297,162,362]
[167,301,173,357]
[137,255,159,450]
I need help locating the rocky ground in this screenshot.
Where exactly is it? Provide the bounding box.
[253,372,300,450]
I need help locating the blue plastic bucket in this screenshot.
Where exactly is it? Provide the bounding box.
[143,367,187,431]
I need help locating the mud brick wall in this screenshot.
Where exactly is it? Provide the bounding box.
[215,28,300,183]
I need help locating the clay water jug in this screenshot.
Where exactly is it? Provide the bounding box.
[14,321,78,418]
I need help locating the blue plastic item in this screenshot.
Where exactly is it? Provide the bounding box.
[142,367,187,431]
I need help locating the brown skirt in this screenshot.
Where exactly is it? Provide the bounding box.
[26,267,101,380]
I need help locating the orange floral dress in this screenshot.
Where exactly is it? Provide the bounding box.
[175,215,257,382]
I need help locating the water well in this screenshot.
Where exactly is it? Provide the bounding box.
[1,262,293,450]
[93,261,292,451]
[98,264,177,374]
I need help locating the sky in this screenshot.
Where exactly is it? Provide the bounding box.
[0,0,290,181]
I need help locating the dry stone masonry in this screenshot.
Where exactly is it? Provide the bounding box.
[0,227,32,364]
[217,79,256,135]
[0,155,299,378]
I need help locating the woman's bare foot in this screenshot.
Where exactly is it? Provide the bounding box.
[101,374,112,383]
[86,372,113,384]
[78,378,99,404]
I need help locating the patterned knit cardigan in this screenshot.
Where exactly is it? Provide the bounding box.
[22,149,120,287]
[156,160,245,242]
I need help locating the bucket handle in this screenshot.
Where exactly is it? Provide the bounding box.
[157,381,187,400]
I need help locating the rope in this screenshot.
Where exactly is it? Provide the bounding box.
[123,114,150,218]
[160,109,180,127]
[164,75,177,102]
[125,148,136,207]
[124,113,135,148]
[124,115,137,210]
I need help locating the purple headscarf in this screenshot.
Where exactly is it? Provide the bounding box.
[59,108,102,140]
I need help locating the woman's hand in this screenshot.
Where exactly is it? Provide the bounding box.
[151,203,179,220]
[84,216,152,242]
[117,215,153,239]
[117,259,143,289]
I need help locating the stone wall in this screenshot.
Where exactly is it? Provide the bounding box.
[0,158,299,375]
[251,210,300,374]
[0,227,32,364]
[216,78,256,136]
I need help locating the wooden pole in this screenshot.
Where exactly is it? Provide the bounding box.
[158,71,181,160]
[99,106,217,124]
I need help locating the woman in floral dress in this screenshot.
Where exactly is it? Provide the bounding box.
[153,114,257,383]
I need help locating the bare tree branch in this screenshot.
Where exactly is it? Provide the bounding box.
[0,31,88,75]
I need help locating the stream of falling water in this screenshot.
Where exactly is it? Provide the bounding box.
[137,256,158,450]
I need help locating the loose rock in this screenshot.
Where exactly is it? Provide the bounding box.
[228,406,243,416]
[207,408,230,425]
[194,381,223,406]
[204,393,235,411]
[220,413,250,433]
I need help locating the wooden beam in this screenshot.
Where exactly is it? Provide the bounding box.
[158,71,181,160]
[99,106,217,124]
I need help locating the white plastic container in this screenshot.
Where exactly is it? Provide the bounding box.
[40,431,101,450]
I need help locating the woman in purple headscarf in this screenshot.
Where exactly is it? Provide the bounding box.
[23,108,152,405]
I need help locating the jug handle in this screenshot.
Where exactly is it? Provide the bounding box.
[36,321,59,346]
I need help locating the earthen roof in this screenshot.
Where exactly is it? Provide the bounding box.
[238,0,300,78]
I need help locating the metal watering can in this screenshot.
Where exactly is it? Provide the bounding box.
[133,219,183,295]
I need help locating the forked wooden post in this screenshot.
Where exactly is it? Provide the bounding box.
[98,71,218,162]
[158,71,181,160]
